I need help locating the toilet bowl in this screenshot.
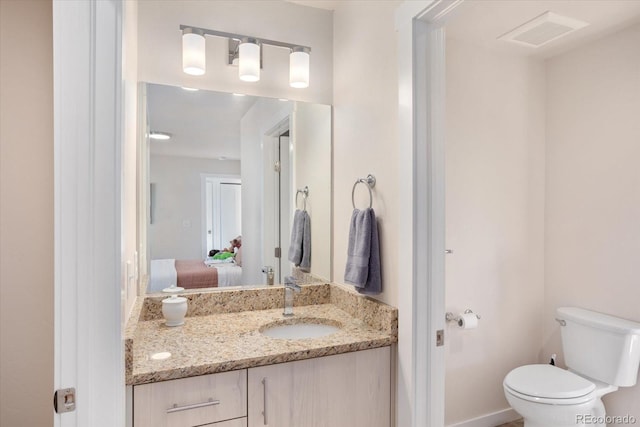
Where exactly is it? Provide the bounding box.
[503,307,640,427]
[503,364,617,427]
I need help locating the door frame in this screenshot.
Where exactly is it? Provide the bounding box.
[52,0,459,425]
[262,117,292,284]
[396,1,462,426]
[53,0,124,425]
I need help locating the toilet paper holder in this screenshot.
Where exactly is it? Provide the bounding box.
[445,309,481,323]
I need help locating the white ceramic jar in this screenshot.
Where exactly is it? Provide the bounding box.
[162,295,188,326]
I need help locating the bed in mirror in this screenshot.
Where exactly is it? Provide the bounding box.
[137,83,331,293]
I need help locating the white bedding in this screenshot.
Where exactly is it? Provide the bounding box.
[216,264,243,287]
[149,259,242,291]
[149,258,177,292]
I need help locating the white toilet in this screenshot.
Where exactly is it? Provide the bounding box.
[503,307,640,427]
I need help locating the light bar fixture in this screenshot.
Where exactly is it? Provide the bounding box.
[180,25,311,88]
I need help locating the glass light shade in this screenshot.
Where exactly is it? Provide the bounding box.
[182,32,205,76]
[289,50,310,88]
[239,41,260,82]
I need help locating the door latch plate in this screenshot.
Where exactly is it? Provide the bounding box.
[54,387,76,413]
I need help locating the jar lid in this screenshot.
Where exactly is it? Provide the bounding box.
[162,295,187,304]
[162,285,184,293]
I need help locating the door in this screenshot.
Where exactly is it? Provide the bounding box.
[204,177,241,255]
[247,348,391,427]
[263,128,291,284]
[54,0,125,425]
[277,133,292,281]
[219,182,242,247]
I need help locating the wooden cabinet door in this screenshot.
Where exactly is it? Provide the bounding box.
[247,347,390,427]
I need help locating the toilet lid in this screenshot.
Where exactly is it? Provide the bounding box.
[504,364,595,399]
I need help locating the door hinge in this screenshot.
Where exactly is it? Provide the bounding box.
[274,161,281,173]
[53,387,76,414]
[436,329,444,347]
[274,247,281,258]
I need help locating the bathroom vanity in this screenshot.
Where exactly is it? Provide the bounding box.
[126,283,397,427]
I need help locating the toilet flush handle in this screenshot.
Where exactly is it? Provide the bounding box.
[555,318,566,326]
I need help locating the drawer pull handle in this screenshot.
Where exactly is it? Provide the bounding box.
[166,398,220,414]
[262,377,268,425]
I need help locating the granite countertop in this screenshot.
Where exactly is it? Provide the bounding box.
[126,283,398,386]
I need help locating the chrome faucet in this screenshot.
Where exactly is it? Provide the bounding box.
[283,276,301,316]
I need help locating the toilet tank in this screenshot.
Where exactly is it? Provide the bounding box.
[557,307,640,387]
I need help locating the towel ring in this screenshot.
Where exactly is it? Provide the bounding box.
[296,186,309,210]
[351,174,376,209]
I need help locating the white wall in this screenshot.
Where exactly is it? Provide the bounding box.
[137,0,333,104]
[444,38,547,425]
[0,1,53,425]
[543,24,640,422]
[332,1,401,307]
[293,102,332,281]
[149,155,240,260]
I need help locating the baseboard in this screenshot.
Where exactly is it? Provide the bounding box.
[447,408,521,427]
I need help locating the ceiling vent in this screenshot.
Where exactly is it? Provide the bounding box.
[498,11,589,48]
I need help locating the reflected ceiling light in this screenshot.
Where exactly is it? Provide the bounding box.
[182,28,205,76]
[181,87,199,92]
[239,38,261,82]
[179,24,311,88]
[289,47,310,88]
[149,131,172,141]
[233,93,246,97]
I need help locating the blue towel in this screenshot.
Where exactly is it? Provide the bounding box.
[344,208,381,295]
[288,210,311,272]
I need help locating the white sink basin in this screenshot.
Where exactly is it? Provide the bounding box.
[261,319,341,340]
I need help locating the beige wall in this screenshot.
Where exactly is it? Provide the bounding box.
[543,24,640,422]
[332,1,401,307]
[0,1,54,425]
[444,23,640,424]
[444,38,547,425]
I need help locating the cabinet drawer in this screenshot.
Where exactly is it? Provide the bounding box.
[134,370,247,427]
[202,417,247,427]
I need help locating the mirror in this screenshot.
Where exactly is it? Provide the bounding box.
[138,83,331,293]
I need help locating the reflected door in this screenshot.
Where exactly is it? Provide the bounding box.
[263,130,291,284]
[205,176,241,255]
[220,183,242,247]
